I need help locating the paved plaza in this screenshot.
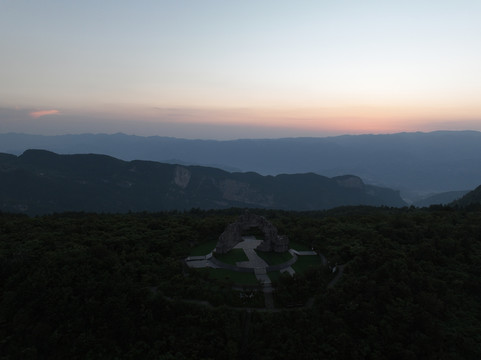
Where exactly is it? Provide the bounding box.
[185,237,323,287]
[184,236,336,309]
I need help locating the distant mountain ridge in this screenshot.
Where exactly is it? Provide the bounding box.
[1,131,481,196]
[0,150,406,215]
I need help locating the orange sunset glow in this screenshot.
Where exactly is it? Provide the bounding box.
[1,1,480,138]
[29,110,60,119]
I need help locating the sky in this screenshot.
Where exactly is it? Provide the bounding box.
[1,0,480,139]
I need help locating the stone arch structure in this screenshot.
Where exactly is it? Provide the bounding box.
[215,213,289,254]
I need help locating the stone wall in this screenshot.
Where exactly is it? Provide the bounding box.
[215,213,289,254]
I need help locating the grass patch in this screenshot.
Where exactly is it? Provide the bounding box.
[190,240,217,256]
[291,255,323,273]
[214,248,248,265]
[289,241,311,251]
[267,270,282,283]
[200,268,259,285]
[255,250,293,266]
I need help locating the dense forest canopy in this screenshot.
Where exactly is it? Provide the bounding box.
[1,206,480,359]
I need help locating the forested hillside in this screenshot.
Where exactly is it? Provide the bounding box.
[0,149,405,215]
[455,185,481,207]
[1,206,480,359]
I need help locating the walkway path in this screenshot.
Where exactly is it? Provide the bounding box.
[290,249,317,256]
[327,264,345,288]
[281,266,295,276]
[234,238,272,284]
[184,238,345,310]
[184,253,219,268]
[237,248,269,269]
[263,285,274,309]
[233,238,262,250]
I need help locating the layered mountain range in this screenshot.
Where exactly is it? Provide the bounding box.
[0,150,406,215]
[1,131,480,200]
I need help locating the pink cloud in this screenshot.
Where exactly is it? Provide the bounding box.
[29,109,60,118]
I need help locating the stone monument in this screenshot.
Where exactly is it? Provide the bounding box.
[215,212,289,254]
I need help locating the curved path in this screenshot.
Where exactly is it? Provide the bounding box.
[327,264,345,288]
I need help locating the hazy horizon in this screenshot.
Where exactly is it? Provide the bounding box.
[2,1,481,139]
[1,127,481,142]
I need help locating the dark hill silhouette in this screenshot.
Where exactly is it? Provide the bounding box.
[413,190,469,207]
[1,131,481,196]
[0,150,405,215]
[454,185,481,207]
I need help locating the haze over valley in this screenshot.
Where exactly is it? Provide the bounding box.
[1,130,480,205]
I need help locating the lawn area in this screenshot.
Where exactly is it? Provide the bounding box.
[255,250,293,266]
[201,268,259,285]
[267,270,282,283]
[189,240,217,256]
[291,255,324,273]
[289,241,312,251]
[214,248,248,265]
